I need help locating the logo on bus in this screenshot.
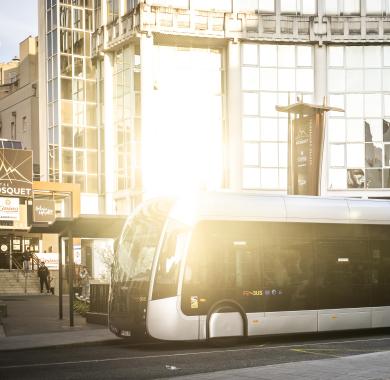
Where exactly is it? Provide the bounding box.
[243,290,263,296]
[243,289,283,297]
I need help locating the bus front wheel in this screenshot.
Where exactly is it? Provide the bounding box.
[206,301,247,346]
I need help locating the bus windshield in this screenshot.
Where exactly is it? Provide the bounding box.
[113,200,172,284]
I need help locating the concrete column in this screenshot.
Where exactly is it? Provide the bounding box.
[314,45,327,105]
[140,32,154,197]
[226,40,242,191]
[38,0,48,181]
[314,45,329,196]
[104,53,115,213]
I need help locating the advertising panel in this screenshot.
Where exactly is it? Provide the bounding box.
[291,114,323,196]
[0,197,19,220]
[35,252,59,270]
[33,199,56,223]
[0,149,33,197]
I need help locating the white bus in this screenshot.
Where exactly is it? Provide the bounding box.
[108,192,390,341]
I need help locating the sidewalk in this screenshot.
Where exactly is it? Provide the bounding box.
[0,295,119,351]
[166,351,390,380]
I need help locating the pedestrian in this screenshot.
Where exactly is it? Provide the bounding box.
[22,247,32,273]
[79,266,90,300]
[48,274,55,295]
[37,261,50,294]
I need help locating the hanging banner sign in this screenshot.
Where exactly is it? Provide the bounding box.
[33,199,56,223]
[0,149,33,197]
[276,102,343,196]
[0,197,20,220]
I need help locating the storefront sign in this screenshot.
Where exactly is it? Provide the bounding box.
[36,252,59,270]
[33,199,55,223]
[0,149,33,197]
[0,197,19,220]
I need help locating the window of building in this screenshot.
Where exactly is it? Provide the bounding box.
[328,45,390,190]
[193,0,231,12]
[325,0,360,15]
[47,33,53,57]
[62,149,73,172]
[47,8,52,32]
[60,30,72,54]
[280,0,315,14]
[60,5,71,28]
[106,0,119,24]
[73,8,83,29]
[60,54,72,76]
[11,122,16,140]
[85,9,93,31]
[22,117,27,133]
[94,0,102,27]
[73,31,84,55]
[241,44,314,190]
[366,0,383,14]
[233,0,274,13]
[126,0,139,13]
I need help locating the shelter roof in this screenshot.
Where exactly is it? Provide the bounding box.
[276,102,344,115]
[29,214,127,238]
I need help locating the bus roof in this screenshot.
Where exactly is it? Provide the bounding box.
[167,192,390,226]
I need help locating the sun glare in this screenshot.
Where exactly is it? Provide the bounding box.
[142,46,223,198]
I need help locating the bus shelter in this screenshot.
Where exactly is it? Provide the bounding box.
[30,215,126,327]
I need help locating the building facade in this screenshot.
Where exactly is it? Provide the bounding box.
[39,0,100,214]
[0,37,40,180]
[39,0,390,219]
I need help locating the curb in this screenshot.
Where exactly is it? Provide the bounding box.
[0,329,121,351]
[0,338,121,352]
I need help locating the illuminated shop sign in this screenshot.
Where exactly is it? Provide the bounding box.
[0,149,33,197]
[33,199,56,223]
[0,197,20,220]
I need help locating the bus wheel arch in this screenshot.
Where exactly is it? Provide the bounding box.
[206,299,248,343]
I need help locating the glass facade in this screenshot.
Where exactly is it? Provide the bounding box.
[241,43,314,190]
[42,0,390,207]
[46,0,98,193]
[327,45,390,190]
[112,46,141,192]
[46,0,59,182]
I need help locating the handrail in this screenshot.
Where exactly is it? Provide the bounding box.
[30,252,40,271]
[11,256,26,287]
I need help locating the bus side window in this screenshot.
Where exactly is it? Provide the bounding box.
[152,224,188,300]
[371,241,390,307]
[317,240,370,309]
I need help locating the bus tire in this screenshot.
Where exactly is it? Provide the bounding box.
[206,300,247,346]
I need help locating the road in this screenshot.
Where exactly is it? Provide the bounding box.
[1,330,390,379]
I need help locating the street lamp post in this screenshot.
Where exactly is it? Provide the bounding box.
[68,227,74,327]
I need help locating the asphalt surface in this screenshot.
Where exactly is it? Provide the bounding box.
[1,329,390,379]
